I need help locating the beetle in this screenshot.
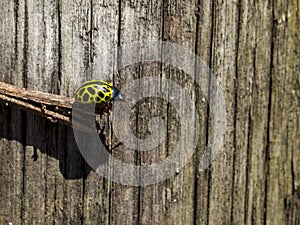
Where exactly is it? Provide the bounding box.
[75,80,124,107]
[73,80,124,149]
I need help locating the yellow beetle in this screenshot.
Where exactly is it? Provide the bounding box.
[75,80,124,104]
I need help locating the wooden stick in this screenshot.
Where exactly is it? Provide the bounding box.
[0,82,104,132]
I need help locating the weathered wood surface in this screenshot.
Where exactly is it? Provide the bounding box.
[0,0,299,225]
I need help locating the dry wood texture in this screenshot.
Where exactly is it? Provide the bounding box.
[0,81,73,125]
[0,0,299,225]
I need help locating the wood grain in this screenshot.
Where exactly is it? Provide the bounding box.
[0,0,299,224]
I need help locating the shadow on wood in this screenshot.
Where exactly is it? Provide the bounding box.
[0,102,110,179]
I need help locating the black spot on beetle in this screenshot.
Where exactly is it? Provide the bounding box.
[98,91,104,98]
[103,87,109,93]
[83,93,89,102]
[95,97,101,102]
[90,96,94,102]
[78,88,85,96]
[105,96,110,101]
[87,87,95,95]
